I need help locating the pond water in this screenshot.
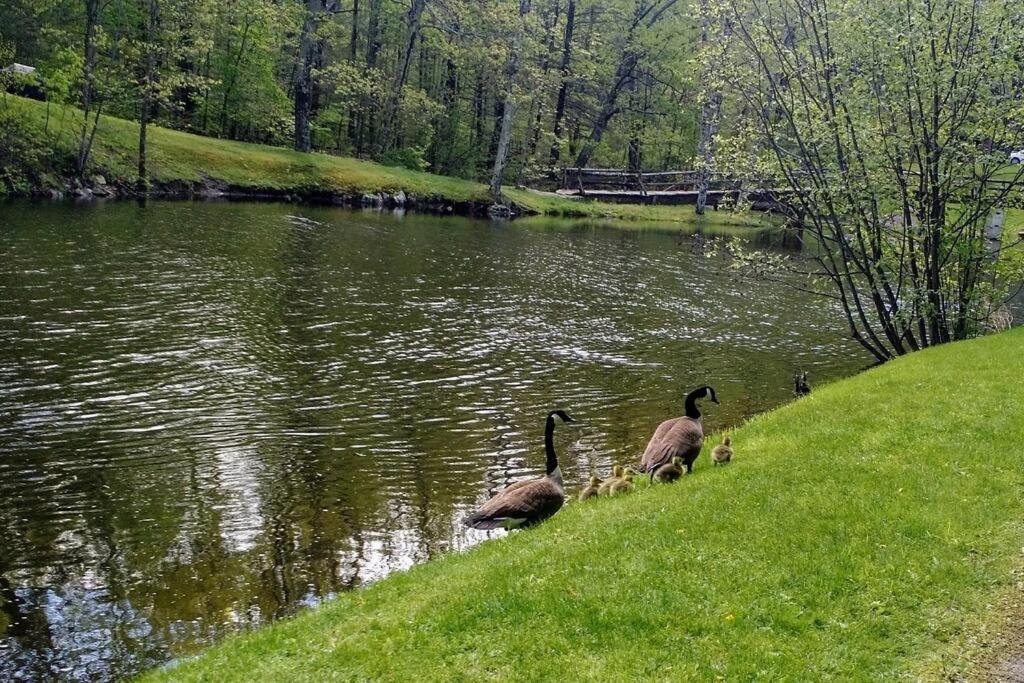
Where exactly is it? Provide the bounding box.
[0,200,868,680]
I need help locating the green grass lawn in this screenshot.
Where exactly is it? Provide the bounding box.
[2,95,761,225]
[144,328,1024,681]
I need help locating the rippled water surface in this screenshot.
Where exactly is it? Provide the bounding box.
[0,201,868,680]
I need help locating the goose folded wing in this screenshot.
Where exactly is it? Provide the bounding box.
[464,479,563,530]
[641,418,701,472]
[641,421,680,472]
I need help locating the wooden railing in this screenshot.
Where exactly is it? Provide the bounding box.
[561,168,746,196]
[563,167,1023,195]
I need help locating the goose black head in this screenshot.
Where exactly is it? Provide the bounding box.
[548,410,576,423]
[688,385,719,404]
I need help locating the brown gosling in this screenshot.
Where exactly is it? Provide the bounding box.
[597,465,624,496]
[652,455,684,483]
[578,476,601,501]
[609,472,635,495]
[711,435,733,466]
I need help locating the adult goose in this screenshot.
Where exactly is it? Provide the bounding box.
[640,386,718,476]
[463,410,575,530]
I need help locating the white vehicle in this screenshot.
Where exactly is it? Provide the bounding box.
[1010,149,1024,165]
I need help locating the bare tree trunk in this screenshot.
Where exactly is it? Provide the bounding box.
[549,0,576,167]
[219,14,253,138]
[573,48,639,168]
[138,0,159,190]
[694,90,721,215]
[345,0,360,147]
[349,0,359,62]
[432,52,458,174]
[471,72,485,173]
[294,0,321,152]
[696,0,727,215]
[365,0,381,67]
[379,0,427,153]
[355,0,383,154]
[490,0,531,204]
[523,0,560,173]
[76,0,101,175]
[488,99,504,169]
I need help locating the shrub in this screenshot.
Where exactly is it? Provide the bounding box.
[0,109,46,195]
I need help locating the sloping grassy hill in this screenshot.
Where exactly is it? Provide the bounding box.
[2,96,764,224]
[145,328,1024,681]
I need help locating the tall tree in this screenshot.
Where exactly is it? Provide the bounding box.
[379,0,427,153]
[137,0,160,188]
[76,0,103,174]
[490,0,532,203]
[548,0,575,166]
[694,0,723,215]
[294,0,323,152]
[573,0,681,168]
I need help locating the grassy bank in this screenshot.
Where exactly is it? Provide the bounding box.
[146,328,1024,681]
[0,95,764,225]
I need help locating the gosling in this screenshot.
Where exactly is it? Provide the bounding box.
[598,465,624,496]
[711,435,733,465]
[578,476,601,501]
[609,472,634,495]
[652,456,684,483]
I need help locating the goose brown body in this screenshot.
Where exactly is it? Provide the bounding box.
[464,478,565,530]
[463,410,574,530]
[641,417,704,475]
[640,386,718,476]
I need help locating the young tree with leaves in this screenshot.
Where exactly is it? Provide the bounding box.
[715,0,1024,360]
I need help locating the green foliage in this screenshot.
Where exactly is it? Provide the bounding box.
[0,36,14,98]
[3,93,741,225]
[0,0,706,184]
[0,108,47,194]
[710,0,1024,359]
[380,145,430,172]
[142,328,1024,681]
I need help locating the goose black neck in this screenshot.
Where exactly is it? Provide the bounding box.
[684,390,702,419]
[544,416,559,475]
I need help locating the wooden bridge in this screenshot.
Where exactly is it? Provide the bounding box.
[557,168,797,211]
[559,167,1023,214]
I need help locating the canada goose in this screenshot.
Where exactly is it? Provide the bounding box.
[609,472,634,495]
[597,465,624,496]
[712,435,733,465]
[652,456,684,482]
[463,410,575,530]
[578,476,601,501]
[794,371,811,396]
[640,385,718,476]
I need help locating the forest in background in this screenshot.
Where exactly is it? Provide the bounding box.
[0,0,701,189]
